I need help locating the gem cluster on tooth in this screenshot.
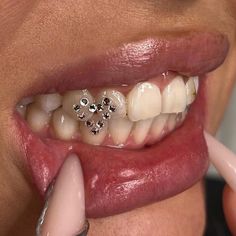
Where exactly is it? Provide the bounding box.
[17,76,199,146]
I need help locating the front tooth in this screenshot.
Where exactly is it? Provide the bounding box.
[127,82,162,121]
[167,114,177,131]
[150,114,168,139]
[162,76,187,113]
[80,115,107,145]
[52,108,78,140]
[26,104,51,132]
[109,117,133,145]
[96,89,126,119]
[186,77,196,105]
[62,89,94,121]
[35,93,62,113]
[132,118,153,144]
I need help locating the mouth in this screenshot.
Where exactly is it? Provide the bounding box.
[14,31,228,218]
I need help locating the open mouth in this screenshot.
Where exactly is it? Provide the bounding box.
[14,31,228,218]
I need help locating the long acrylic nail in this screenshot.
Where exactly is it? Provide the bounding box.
[36,154,87,236]
[204,131,236,192]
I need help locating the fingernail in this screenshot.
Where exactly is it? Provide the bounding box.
[204,131,236,192]
[36,154,87,236]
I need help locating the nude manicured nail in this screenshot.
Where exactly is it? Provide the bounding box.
[37,154,86,236]
[204,131,236,192]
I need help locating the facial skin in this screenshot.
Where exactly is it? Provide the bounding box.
[0,1,236,235]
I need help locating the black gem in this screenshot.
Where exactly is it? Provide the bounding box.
[102,97,110,106]
[86,120,94,127]
[102,112,110,120]
[97,103,104,111]
[91,127,99,135]
[108,105,116,113]
[78,112,85,120]
[96,120,104,128]
[73,104,80,112]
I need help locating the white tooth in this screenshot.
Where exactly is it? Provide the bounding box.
[132,118,153,144]
[167,114,177,131]
[97,89,126,119]
[80,115,107,145]
[150,114,168,139]
[62,89,94,121]
[162,76,187,113]
[26,104,51,132]
[186,77,196,105]
[193,76,199,93]
[52,108,78,140]
[109,117,133,145]
[35,93,62,112]
[127,82,162,121]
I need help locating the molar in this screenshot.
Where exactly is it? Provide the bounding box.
[35,93,62,113]
[127,82,162,121]
[26,104,51,132]
[52,108,79,140]
[162,76,187,113]
[62,89,95,121]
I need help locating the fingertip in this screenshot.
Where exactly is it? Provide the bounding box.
[223,185,236,235]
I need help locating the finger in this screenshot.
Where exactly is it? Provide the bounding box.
[36,154,89,236]
[223,185,236,235]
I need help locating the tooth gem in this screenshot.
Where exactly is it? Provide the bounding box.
[80,98,89,106]
[89,104,97,113]
[84,118,106,135]
[73,104,80,112]
[103,97,111,106]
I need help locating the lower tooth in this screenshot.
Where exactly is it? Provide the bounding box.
[167,114,177,131]
[80,115,107,145]
[26,104,51,132]
[52,108,78,140]
[150,114,169,139]
[132,118,153,144]
[109,117,133,145]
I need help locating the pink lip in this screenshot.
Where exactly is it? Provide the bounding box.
[15,31,228,218]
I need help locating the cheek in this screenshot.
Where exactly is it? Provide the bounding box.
[88,182,206,236]
[205,45,236,133]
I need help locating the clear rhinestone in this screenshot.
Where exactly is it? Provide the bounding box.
[96,120,104,128]
[97,103,104,111]
[78,112,86,120]
[89,104,97,113]
[86,120,94,127]
[102,112,111,120]
[102,97,111,106]
[73,104,80,112]
[91,127,100,135]
[108,105,116,113]
[80,98,89,106]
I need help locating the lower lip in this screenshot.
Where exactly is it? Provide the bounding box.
[15,79,208,218]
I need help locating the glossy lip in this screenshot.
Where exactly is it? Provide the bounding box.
[14,31,229,218]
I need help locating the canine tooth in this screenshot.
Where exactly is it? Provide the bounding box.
[109,117,133,145]
[127,82,162,121]
[26,104,51,132]
[132,118,153,144]
[97,89,126,119]
[35,93,62,112]
[62,89,94,121]
[162,76,187,113]
[186,77,196,105]
[52,108,78,140]
[150,114,168,139]
[167,114,177,131]
[80,115,107,145]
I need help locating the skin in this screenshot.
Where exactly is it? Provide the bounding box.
[0,0,236,235]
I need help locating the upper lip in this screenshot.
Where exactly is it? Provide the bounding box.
[22,31,228,98]
[15,30,229,218]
